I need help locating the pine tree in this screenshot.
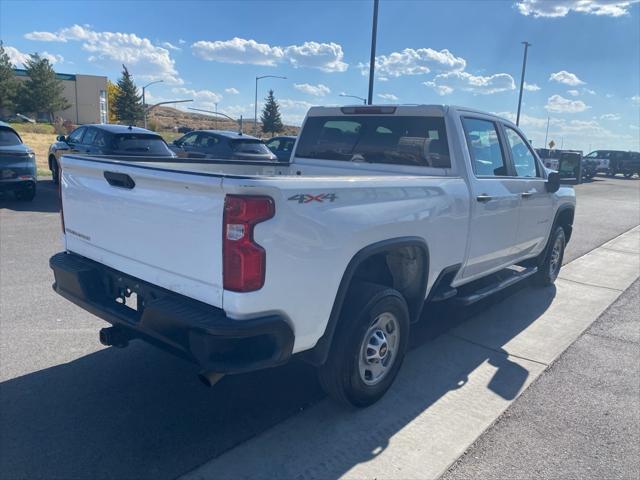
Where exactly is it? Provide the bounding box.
[17,53,70,121]
[0,41,20,113]
[260,89,283,137]
[113,65,143,125]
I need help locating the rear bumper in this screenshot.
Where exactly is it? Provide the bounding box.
[0,177,35,192]
[49,252,294,374]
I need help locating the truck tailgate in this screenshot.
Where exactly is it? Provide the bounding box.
[60,156,225,307]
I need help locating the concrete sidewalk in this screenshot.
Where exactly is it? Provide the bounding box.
[442,279,639,480]
[183,227,640,480]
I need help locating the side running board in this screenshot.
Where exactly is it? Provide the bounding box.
[453,266,538,306]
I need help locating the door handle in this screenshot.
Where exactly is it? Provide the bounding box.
[476,194,493,203]
[521,192,534,198]
[104,171,135,189]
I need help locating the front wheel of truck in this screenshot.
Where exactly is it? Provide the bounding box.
[534,226,566,287]
[318,282,409,408]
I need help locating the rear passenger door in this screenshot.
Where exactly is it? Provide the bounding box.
[502,125,554,258]
[460,117,521,281]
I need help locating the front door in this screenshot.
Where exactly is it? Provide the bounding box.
[460,117,521,281]
[501,125,554,257]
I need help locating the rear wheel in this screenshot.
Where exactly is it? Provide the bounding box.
[534,226,565,287]
[15,184,36,201]
[318,282,410,408]
[51,157,59,185]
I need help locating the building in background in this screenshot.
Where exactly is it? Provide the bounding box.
[13,69,108,124]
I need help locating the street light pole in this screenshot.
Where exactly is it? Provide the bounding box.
[367,0,380,105]
[544,115,550,149]
[516,41,531,127]
[142,80,164,129]
[340,93,367,104]
[254,75,287,136]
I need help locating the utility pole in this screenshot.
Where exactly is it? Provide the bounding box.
[367,0,379,105]
[544,116,550,148]
[516,41,531,127]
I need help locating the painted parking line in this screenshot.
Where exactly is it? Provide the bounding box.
[182,226,640,480]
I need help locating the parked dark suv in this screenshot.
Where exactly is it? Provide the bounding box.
[584,150,640,178]
[48,124,175,184]
[0,122,37,201]
[265,135,296,162]
[169,130,277,162]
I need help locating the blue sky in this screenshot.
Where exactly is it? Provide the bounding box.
[1,0,639,152]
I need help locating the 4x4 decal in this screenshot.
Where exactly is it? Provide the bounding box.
[288,193,338,203]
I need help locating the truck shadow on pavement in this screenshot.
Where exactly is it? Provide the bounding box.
[0,281,554,480]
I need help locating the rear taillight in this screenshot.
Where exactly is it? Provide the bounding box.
[223,195,275,292]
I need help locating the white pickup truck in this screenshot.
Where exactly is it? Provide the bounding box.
[50,105,575,407]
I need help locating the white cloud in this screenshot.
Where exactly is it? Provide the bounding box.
[294,83,331,96]
[632,95,640,106]
[600,113,621,120]
[377,93,399,101]
[549,70,585,86]
[358,47,466,78]
[224,87,240,94]
[285,42,347,72]
[424,71,516,95]
[630,124,639,130]
[161,41,181,51]
[172,87,222,104]
[583,88,596,95]
[5,45,63,67]
[178,39,187,45]
[567,89,580,96]
[545,94,590,113]
[516,0,639,17]
[24,24,182,84]
[192,37,348,72]
[278,98,315,110]
[524,82,541,91]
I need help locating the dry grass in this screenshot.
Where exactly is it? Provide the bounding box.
[19,132,56,176]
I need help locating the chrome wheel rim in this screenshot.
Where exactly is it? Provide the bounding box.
[358,312,400,386]
[549,234,563,279]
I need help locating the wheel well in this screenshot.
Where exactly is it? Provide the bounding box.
[557,207,574,242]
[299,238,429,366]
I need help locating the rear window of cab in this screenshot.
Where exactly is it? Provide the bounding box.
[296,116,450,168]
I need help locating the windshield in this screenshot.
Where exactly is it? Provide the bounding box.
[296,115,450,167]
[231,139,274,156]
[110,134,173,156]
[0,128,22,147]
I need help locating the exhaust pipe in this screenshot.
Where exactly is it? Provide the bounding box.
[198,371,225,387]
[99,327,130,348]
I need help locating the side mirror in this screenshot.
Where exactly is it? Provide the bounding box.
[57,135,67,142]
[172,139,182,146]
[546,171,561,193]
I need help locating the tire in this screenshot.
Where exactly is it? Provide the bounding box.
[51,157,59,185]
[318,282,410,408]
[623,172,633,179]
[15,184,36,201]
[534,226,566,287]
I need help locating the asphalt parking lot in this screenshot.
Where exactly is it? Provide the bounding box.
[1,175,639,479]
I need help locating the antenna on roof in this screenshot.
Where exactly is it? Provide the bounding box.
[128,125,133,130]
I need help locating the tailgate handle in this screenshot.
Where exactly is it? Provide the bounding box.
[104,171,135,190]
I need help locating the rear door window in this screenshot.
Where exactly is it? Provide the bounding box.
[462,118,508,177]
[296,115,450,167]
